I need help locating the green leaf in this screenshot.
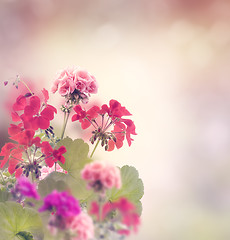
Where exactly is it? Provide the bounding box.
[0,201,43,240]
[56,137,91,174]
[39,171,93,201]
[107,165,144,215]
[0,189,11,202]
[38,176,69,198]
[53,137,93,200]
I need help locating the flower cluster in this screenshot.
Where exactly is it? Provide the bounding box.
[39,190,81,232]
[51,67,98,104]
[0,89,66,178]
[67,212,94,240]
[0,67,141,240]
[39,164,67,180]
[39,190,81,217]
[72,99,137,151]
[81,161,121,192]
[11,176,40,202]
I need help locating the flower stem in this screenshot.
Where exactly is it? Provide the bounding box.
[0,171,5,184]
[19,78,33,95]
[90,139,100,158]
[60,111,70,140]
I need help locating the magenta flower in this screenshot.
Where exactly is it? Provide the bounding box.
[39,190,81,218]
[81,161,121,192]
[14,176,40,200]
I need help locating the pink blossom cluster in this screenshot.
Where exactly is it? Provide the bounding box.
[51,67,98,98]
[81,162,121,191]
[67,212,94,240]
[39,164,67,180]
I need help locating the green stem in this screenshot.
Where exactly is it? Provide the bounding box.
[90,139,100,158]
[20,78,33,95]
[60,111,70,140]
[0,171,5,184]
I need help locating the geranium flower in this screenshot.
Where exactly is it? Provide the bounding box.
[0,143,24,177]
[21,96,57,130]
[67,212,94,240]
[11,90,57,131]
[40,164,67,180]
[90,197,140,235]
[81,161,121,192]
[41,141,66,167]
[13,176,40,200]
[51,66,98,104]
[72,99,137,151]
[39,190,81,218]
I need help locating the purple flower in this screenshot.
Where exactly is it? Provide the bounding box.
[39,190,81,218]
[15,176,40,200]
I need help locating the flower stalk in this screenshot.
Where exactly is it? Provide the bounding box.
[90,138,100,158]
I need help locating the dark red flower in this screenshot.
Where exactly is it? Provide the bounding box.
[0,142,16,168]
[72,100,136,151]
[13,95,27,111]
[72,105,100,129]
[102,100,131,119]
[10,129,35,146]
[21,96,57,130]
[41,141,66,167]
[0,143,24,177]
[42,88,49,103]
[121,119,137,146]
[8,123,23,136]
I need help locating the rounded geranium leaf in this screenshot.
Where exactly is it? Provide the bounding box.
[107,165,144,215]
[0,202,43,239]
[56,137,91,173]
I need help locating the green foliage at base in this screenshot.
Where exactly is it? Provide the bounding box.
[0,202,43,240]
[38,137,93,200]
[16,231,34,240]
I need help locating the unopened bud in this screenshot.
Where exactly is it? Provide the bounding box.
[24,92,32,97]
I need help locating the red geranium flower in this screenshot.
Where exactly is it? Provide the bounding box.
[41,141,66,167]
[90,197,140,235]
[72,99,136,151]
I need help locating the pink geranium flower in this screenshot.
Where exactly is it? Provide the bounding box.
[67,212,94,240]
[40,164,67,180]
[51,67,98,104]
[81,161,121,192]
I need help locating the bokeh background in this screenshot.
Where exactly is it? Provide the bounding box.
[1,0,230,239]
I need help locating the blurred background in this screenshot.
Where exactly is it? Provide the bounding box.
[1,0,230,239]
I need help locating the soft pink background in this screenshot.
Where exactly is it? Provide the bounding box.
[1,1,230,239]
